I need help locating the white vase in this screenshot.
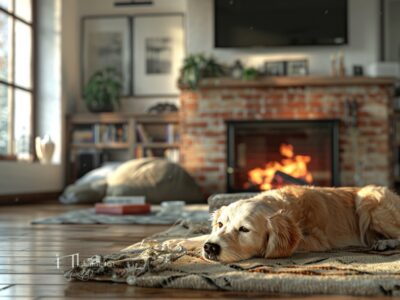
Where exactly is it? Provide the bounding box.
[35,135,55,164]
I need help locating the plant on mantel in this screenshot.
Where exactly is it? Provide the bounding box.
[83,67,122,113]
[179,54,262,90]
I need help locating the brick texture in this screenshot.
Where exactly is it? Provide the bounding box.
[180,85,394,194]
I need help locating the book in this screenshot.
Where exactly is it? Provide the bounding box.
[72,129,94,143]
[136,124,150,143]
[103,196,146,204]
[95,203,151,215]
[166,124,175,143]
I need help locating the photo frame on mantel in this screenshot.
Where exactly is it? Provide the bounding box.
[82,17,132,96]
[133,15,185,97]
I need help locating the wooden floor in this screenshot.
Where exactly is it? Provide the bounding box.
[0,203,396,300]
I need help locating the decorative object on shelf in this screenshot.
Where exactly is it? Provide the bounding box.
[230,60,244,79]
[133,15,184,96]
[366,62,400,78]
[286,60,309,76]
[35,135,55,164]
[83,68,122,113]
[179,54,226,89]
[338,51,346,77]
[202,57,226,78]
[353,65,364,76]
[147,103,179,114]
[82,17,131,96]
[242,67,259,81]
[264,61,286,76]
[330,54,337,76]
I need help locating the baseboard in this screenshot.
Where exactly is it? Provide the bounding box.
[0,191,62,205]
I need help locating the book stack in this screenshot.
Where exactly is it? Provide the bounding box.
[94,124,128,143]
[72,127,94,143]
[95,196,151,215]
[72,124,128,145]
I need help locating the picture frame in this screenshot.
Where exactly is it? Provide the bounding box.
[264,61,286,76]
[286,60,309,76]
[82,17,132,96]
[133,15,185,97]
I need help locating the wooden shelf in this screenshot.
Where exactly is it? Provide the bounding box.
[179,76,397,90]
[68,113,178,124]
[72,143,129,150]
[138,143,180,148]
[66,112,181,184]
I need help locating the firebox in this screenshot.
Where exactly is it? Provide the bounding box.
[226,120,340,192]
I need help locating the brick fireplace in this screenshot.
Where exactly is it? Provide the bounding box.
[179,77,395,195]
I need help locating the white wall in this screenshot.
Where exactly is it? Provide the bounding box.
[63,0,186,114]
[37,0,62,164]
[64,0,382,115]
[0,162,63,195]
[186,0,381,75]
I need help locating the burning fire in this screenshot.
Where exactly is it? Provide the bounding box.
[247,143,313,190]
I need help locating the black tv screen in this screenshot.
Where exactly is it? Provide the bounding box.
[215,0,348,47]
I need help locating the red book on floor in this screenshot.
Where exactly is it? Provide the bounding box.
[95,203,151,215]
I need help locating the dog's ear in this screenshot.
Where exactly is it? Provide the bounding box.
[211,206,225,228]
[264,210,302,258]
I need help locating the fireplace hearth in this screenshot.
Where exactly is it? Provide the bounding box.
[179,77,393,194]
[226,120,340,192]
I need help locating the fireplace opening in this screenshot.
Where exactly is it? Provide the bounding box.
[226,120,340,192]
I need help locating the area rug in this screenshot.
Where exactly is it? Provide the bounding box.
[65,221,400,296]
[32,205,209,225]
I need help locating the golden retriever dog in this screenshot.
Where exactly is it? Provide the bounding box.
[164,185,400,263]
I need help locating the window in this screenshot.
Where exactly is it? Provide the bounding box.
[0,0,34,160]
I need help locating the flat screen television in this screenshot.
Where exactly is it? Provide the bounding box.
[215,0,348,47]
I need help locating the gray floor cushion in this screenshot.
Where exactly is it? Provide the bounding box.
[60,158,205,205]
[107,158,204,204]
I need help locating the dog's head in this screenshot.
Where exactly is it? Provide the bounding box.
[203,198,302,262]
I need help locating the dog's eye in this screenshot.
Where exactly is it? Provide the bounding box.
[239,226,250,233]
[217,222,223,228]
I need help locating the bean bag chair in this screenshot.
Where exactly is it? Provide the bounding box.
[106,158,204,204]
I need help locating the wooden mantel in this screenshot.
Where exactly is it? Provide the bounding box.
[179,76,397,89]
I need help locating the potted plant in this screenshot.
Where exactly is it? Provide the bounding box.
[83,67,122,113]
[179,54,226,90]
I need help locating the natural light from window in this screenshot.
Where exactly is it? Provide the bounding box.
[0,0,33,160]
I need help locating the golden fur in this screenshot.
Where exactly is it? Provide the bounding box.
[164,185,400,262]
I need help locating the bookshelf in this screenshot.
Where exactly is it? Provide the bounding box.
[66,113,180,184]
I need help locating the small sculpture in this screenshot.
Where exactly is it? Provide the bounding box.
[330,54,337,77]
[35,135,55,164]
[338,51,346,77]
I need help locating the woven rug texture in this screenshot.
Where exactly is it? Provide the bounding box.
[65,221,400,296]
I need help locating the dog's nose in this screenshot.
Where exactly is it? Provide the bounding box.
[204,242,221,255]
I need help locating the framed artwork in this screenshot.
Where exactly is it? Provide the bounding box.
[133,15,185,96]
[286,60,309,76]
[264,61,286,76]
[82,17,132,96]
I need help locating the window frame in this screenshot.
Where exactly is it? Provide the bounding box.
[0,0,36,160]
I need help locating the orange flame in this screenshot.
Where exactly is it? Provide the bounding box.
[247,143,313,190]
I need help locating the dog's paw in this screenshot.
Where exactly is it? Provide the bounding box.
[372,239,400,251]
